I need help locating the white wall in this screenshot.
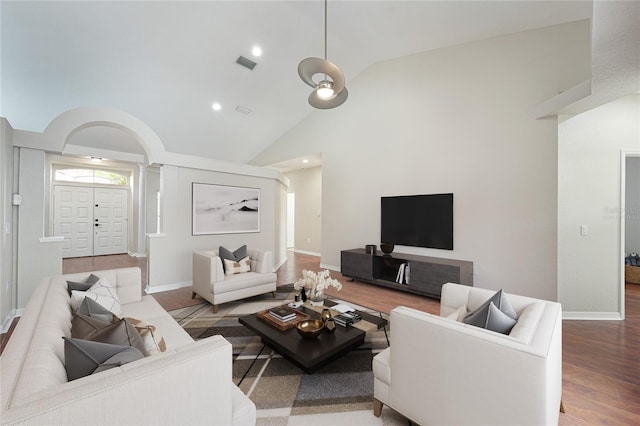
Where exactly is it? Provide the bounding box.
[252,21,591,301]
[558,94,640,317]
[626,157,640,254]
[16,148,63,308]
[286,166,322,255]
[147,164,280,291]
[146,166,160,234]
[1,118,15,329]
[274,181,288,269]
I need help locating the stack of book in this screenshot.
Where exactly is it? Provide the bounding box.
[334,312,362,327]
[268,306,297,323]
[396,262,410,285]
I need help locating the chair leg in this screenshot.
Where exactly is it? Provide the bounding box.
[272,290,277,298]
[213,304,219,314]
[191,292,196,299]
[560,400,565,413]
[373,398,383,417]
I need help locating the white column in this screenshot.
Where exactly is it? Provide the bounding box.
[137,164,147,255]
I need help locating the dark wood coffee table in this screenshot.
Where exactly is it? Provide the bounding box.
[238,300,387,373]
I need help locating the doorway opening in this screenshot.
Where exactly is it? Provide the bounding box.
[622,151,640,319]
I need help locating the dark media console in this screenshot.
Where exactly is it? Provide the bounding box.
[340,249,473,299]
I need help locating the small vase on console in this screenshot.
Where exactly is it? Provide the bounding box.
[310,289,325,306]
[380,244,395,254]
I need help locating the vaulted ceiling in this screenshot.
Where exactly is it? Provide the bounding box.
[0,1,617,167]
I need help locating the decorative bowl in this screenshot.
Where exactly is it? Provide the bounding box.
[380,244,395,254]
[296,319,324,339]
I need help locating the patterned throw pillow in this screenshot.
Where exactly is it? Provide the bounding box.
[223,256,251,276]
[219,245,248,272]
[126,317,167,356]
[70,277,123,317]
[66,273,100,296]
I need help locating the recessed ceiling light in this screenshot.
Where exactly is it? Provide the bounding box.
[302,159,309,164]
[212,102,222,111]
[252,46,262,57]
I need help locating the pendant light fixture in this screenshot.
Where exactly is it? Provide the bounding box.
[297,0,348,109]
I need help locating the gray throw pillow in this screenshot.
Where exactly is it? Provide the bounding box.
[219,245,248,272]
[66,274,100,295]
[463,301,517,334]
[63,337,144,381]
[87,318,147,355]
[466,289,518,321]
[77,297,114,324]
[93,347,145,374]
[71,313,111,339]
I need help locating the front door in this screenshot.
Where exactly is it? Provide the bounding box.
[93,188,128,256]
[54,186,129,258]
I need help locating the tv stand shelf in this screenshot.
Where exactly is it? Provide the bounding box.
[340,249,473,299]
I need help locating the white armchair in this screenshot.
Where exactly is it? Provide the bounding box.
[373,283,563,426]
[192,248,277,313]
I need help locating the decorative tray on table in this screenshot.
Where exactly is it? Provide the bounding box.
[256,306,310,331]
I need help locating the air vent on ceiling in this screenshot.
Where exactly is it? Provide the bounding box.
[236,56,257,71]
[235,105,252,115]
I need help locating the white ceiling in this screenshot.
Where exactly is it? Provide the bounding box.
[1,1,596,167]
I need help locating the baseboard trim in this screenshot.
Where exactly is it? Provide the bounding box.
[320,263,340,272]
[145,281,192,294]
[128,251,147,258]
[563,311,624,320]
[294,249,321,257]
[274,256,287,272]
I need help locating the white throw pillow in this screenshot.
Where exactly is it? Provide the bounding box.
[223,256,251,276]
[70,277,122,317]
[127,317,167,356]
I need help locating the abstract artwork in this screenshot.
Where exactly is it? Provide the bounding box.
[192,183,260,235]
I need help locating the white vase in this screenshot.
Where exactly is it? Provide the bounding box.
[309,289,324,306]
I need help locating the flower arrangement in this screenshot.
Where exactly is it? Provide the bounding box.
[294,269,342,304]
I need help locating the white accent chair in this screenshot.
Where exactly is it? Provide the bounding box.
[373,283,563,426]
[192,248,277,313]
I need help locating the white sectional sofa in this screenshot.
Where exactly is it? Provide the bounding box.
[192,248,277,313]
[0,267,256,425]
[373,282,562,426]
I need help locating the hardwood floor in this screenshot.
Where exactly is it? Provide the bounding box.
[4,251,639,425]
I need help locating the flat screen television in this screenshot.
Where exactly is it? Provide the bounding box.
[381,193,453,250]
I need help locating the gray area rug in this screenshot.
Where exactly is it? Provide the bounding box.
[169,284,404,425]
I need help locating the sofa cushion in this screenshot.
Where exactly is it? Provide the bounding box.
[121,295,194,350]
[77,297,115,323]
[63,337,144,381]
[372,347,391,386]
[463,301,517,334]
[214,271,277,294]
[70,277,123,317]
[508,302,544,343]
[446,305,468,322]
[223,256,251,275]
[66,273,100,295]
